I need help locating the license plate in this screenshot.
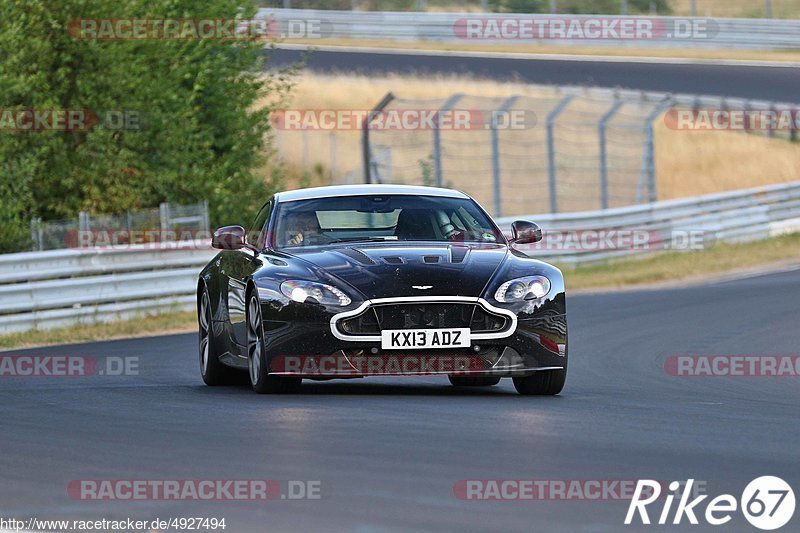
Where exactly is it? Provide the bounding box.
[380,328,471,350]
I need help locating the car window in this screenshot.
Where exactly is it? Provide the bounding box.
[273,195,503,248]
[249,199,273,248]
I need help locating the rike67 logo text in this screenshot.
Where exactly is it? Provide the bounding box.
[626,477,795,530]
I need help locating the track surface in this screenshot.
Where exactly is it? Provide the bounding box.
[1,270,798,532]
[268,48,800,101]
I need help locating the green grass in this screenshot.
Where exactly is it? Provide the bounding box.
[3,232,800,349]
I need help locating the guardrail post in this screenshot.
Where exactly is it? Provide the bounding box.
[791,108,798,142]
[546,95,575,214]
[433,93,464,188]
[362,92,395,184]
[599,100,625,210]
[765,0,773,18]
[491,95,520,218]
[549,0,557,13]
[620,0,628,15]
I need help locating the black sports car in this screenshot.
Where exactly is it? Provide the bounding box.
[197,185,567,395]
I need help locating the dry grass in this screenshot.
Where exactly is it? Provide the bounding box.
[656,123,800,199]
[670,0,800,19]
[282,38,800,63]
[0,311,195,351]
[271,72,800,204]
[564,232,800,290]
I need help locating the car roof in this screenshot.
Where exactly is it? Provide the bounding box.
[275,184,470,203]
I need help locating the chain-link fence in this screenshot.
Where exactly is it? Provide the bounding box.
[272,84,799,218]
[29,201,210,251]
[360,90,670,216]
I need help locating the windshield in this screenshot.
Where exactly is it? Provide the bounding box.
[272,194,504,248]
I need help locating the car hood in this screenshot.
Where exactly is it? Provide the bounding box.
[282,242,509,300]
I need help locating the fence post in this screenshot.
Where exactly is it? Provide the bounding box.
[30,217,42,251]
[330,131,337,180]
[159,202,171,233]
[546,95,575,214]
[638,99,673,204]
[302,130,309,169]
[433,93,464,188]
[599,100,625,210]
[362,92,395,184]
[202,200,210,232]
[78,211,90,232]
[491,95,520,218]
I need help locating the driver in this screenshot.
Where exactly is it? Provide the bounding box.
[286,211,322,246]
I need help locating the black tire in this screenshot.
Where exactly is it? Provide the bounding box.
[448,376,501,387]
[246,291,301,394]
[512,368,566,396]
[198,287,240,386]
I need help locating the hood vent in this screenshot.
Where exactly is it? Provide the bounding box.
[382,256,405,265]
[423,255,441,264]
[339,248,376,265]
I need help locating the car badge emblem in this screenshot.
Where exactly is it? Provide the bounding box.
[412,285,433,290]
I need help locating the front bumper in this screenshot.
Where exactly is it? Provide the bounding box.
[259,295,567,378]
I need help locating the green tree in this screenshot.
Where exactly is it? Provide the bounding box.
[0,0,293,252]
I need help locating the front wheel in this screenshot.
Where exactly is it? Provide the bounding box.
[199,288,238,385]
[512,368,566,396]
[246,292,301,394]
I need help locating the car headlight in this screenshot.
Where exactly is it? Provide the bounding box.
[494,276,551,303]
[280,280,352,306]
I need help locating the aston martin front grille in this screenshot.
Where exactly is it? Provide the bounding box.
[338,302,508,336]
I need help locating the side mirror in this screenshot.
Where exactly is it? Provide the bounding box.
[212,225,247,250]
[510,220,543,245]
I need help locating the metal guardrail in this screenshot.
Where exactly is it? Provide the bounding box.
[0,242,216,334]
[259,8,800,50]
[2,181,800,334]
[496,181,800,264]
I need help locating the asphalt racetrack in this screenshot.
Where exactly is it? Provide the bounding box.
[268,47,800,102]
[2,269,798,532]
